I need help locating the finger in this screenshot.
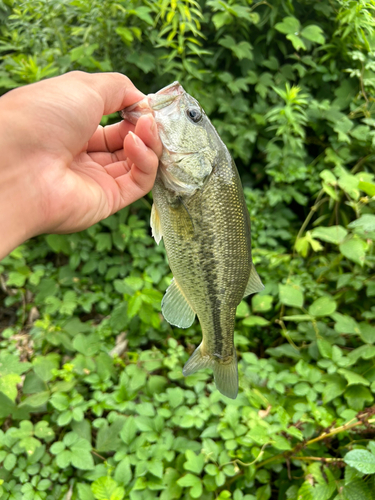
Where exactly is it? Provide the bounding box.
[123,131,159,178]
[115,132,159,207]
[134,114,163,158]
[88,149,127,167]
[70,71,145,115]
[87,120,135,153]
[104,160,132,179]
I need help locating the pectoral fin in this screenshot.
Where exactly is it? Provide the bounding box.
[161,278,195,328]
[151,203,163,244]
[243,264,265,297]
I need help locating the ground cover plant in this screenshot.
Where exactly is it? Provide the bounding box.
[1,0,375,498]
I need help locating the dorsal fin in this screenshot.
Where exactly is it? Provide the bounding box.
[243,264,264,297]
[161,278,195,328]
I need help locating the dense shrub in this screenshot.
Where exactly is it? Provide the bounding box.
[1,0,375,498]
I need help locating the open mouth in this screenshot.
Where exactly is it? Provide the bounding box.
[120,81,184,124]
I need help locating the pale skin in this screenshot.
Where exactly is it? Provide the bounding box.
[0,71,162,260]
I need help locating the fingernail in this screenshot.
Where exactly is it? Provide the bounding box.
[150,117,159,139]
[128,131,147,150]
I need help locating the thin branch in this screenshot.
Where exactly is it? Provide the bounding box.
[256,411,375,469]
[290,456,345,463]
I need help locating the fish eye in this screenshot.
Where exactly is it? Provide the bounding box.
[186,107,202,123]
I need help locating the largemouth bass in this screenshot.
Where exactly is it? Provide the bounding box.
[121,82,264,399]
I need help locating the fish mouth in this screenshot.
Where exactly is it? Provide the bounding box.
[120,81,184,124]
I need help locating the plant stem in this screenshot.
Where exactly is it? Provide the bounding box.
[256,412,373,469]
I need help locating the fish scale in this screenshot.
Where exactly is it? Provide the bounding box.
[121,81,264,399]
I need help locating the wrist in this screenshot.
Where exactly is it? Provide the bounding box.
[0,124,45,260]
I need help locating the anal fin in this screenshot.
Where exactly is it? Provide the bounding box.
[243,264,265,297]
[161,278,195,328]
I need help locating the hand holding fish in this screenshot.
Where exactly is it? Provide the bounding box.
[0,71,162,260]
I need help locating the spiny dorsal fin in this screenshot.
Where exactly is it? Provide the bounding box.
[161,278,195,328]
[150,203,163,244]
[243,264,265,297]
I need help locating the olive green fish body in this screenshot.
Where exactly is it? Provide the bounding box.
[153,151,251,357]
[121,82,264,399]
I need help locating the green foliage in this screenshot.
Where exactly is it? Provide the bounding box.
[1,0,375,498]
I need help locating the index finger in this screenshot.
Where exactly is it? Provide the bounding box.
[65,71,145,116]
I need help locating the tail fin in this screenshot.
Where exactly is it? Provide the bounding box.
[183,344,238,399]
[212,351,238,400]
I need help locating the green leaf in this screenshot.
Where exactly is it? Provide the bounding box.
[345,385,373,411]
[256,484,271,500]
[349,214,375,233]
[242,316,269,326]
[32,354,59,382]
[77,483,95,500]
[130,6,154,25]
[311,225,347,244]
[45,234,70,255]
[358,181,375,197]
[114,458,132,486]
[70,437,94,470]
[96,420,123,452]
[177,474,203,498]
[20,391,50,407]
[56,449,72,469]
[359,323,375,344]
[232,41,253,60]
[166,387,184,409]
[50,393,69,411]
[73,333,101,356]
[272,435,292,451]
[0,352,26,377]
[127,294,142,318]
[275,16,300,35]
[339,238,367,266]
[322,375,346,403]
[332,313,361,334]
[317,339,333,359]
[0,373,21,402]
[184,450,205,474]
[300,25,325,44]
[4,453,16,471]
[343,478,372,500]
[34,421,55,440]
[308,297,336,317]
[344,450,375,474]
[252,294,273,312]
[279,284,304,308]
[115,27,134,44]
[286,34,306,50]
[124,276,144,291]
[236,300,250,317]
[148,459,163,478]
[120,417,137,445]
[338,369,370,386]
[91,477,125,500]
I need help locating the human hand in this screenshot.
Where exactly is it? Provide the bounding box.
[0,71,162,259]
